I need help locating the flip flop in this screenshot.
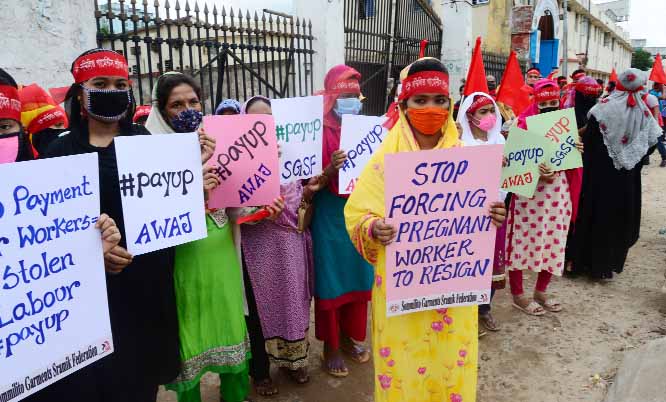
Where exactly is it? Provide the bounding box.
[321,352,349,378]
[254,378,278,397]
[535,298,563,313]
[479,313,501,331]
[341,342,371,364]
[512,300,546,316]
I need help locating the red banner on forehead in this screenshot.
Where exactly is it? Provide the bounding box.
[535,88,560,103]
[72,51,129,83]
[575,82,602,96]
[0,85,21,122]
[467,96,493,114]
[329,79,361,95]
[398,71,449,101]
[28,106,68,134]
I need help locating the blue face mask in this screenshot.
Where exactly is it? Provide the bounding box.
[334,98,362,116]
[171,109,203,133]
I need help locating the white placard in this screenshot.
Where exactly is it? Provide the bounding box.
[271,95,324,183]
[115,133,207,255]
[338,114,387,194]
[0,154,113,400]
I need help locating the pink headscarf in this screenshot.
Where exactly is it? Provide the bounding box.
[315,65,362,196]
[513,78,582,224]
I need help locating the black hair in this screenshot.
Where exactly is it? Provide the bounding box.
[154,73,203,114]
[608,81,616,90]
[571,69,585,78]
[245,96,271,112]
[0,68,18,88]
[557,76,566,81]
[596,78,604,86]
[407,58,449,77]
[65,48,136,131]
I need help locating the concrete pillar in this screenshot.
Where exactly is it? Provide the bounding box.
[1,0,97,88]
[292,0,345,91]
[437,1,473,102]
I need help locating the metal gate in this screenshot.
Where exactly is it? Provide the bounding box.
[344,0,442,116]
[94,0,314,113]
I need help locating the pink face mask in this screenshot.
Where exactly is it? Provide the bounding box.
[470,114,497,132]
[0,133,19,164]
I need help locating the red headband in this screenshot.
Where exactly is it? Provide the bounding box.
[0,85,21,122]
[575,81,602,96]
[399,71,449,101]
[72,51,129,83]
[572,72,585,80]
[535,86,560,103]
[329,79,361,95]
[28,106,68,134]
[467,95,493,114]
[527,68,541,76]
[616,81,645,108]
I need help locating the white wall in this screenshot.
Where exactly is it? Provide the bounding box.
[293,0,345,91]
[437,1,474,101]
[2,0,97,89]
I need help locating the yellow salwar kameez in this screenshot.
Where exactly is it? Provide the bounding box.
[344,109,478,402]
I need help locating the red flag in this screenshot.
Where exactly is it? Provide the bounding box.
[609,68,618,83]
[649,54,666,84]
[463,37,489,96]
[419,39,429,59]
[496,51,531,115]
[48,86,70,105]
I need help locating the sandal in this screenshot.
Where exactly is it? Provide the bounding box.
[479,312,501,331]
[281,367,310,385]
[321,352,349,378]
[512,297,546,316]
[341,342,371,364]
[254,378,278,397]
[534,294,563,313]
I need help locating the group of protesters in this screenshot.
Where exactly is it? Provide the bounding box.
[1,44,662,402]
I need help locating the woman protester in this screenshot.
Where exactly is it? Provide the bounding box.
[573,68,661,279]
[456,92,507,332]
[216,98,242,115]
[25,49,176,402]
[506,79,582,316]
[239,95,321,391]
[145,72,252,402]
[0,69,34,163]
[344,57,507,402]
[311,65,374,377]
[18,83,69,156]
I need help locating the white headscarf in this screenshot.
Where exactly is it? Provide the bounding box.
[145,71,184,135]
[456,91,506,200]
[588,68,661,170]
[456,91,505,146]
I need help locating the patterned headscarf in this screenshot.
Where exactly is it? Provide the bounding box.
[215,98,242,115]
[588,68,661,170]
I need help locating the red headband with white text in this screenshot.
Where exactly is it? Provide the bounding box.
[72,51,129,84]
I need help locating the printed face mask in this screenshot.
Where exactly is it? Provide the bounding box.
[0,132,20,164]
[406,107,449,135]
[171,109,203,133]
[83,86,131,123]
[334,98,363,116]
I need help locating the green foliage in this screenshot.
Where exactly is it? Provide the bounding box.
[632,49,653,71]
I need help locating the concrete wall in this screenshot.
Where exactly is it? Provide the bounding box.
[2,0,97,88]
[438,1,474,100]
[293,0,345,91]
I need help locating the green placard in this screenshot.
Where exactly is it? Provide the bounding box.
[500,125,554,198]
[526,108,583,172]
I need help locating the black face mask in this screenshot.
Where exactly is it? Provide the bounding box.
[32,128,66,155]
[539,107,559,114]
[487,82,497,91]
[83,86,131,122]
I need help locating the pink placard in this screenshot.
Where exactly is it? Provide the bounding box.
[204,114,280,208]
[384,145,503,317]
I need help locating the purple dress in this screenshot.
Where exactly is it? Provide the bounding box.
[241,181,313,369]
